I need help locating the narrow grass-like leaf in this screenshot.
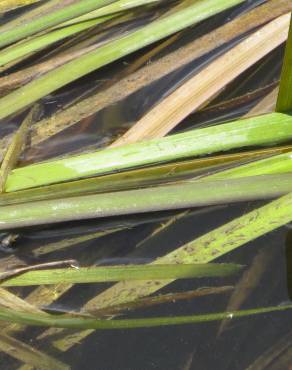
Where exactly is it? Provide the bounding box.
[0,263,242,286]
[82,190,292,312]
[136,210,190,249]
[1,144,292,206]
[0,305,290,330]
[92,286,234,316]
[246,87,279,116]
[0,104,41,193]
[0,334,69,370]
[0,173,292,230]
[217,247,273,337]
[0,1,82,35]
[0,260,78,282]
[0,0,246,121]
[0,0,159,69]
[32,228,124,256]
[277,16,292,112]
[0,17,112,68]
[112,14,290,146]
[209,152,292,180]
[0,0,42,13]
[5,112,292,192]
[0,288,41,314]
[51,188,292,350]
[59,0,160,28]
[28,0,292,147]
[245,330,292,370]
[0,13,124,99]
[0,0,116,48]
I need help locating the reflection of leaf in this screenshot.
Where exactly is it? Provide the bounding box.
[182,350,195,370]
[32,228,124,256]
[217,247,275,337]
[246,330,292,370]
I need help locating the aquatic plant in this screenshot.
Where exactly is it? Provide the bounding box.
[0,1,291,368]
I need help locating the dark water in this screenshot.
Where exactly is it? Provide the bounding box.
[0,1,292,369]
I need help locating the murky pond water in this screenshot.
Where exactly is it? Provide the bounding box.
[0,1,291,369]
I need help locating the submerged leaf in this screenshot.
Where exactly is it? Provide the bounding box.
[217,247,275,337]
[90,286,234,316]
[0,334,69,370]
[0,305,291,330]
[0,263,242,287]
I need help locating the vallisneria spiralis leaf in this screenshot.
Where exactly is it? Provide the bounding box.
[0,174,291,230]
[28,0,292,147]
[0,305,290,330]
[245,330,292,370]
[0,0,42,13]
[0,263,242,287]
[112,13,290,146]
[0,104,41,193]
[277,14,292,112]
[0,144,291,206]
[0,0,164,69]
[92,287,234,316]
[0,0,245,120]
[0,334,69,370]
[208,151,292,180]
[58,0,161,28]
[0,0,116,48]
[217,247,274,337]
[0,287,41,314]
[247,87,279,116]
[4,112,292,192]
[0,17,113,68]
[83,190,292,311]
